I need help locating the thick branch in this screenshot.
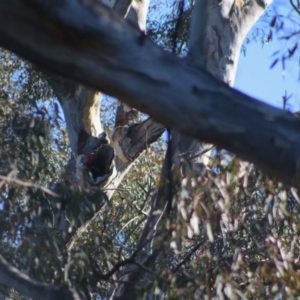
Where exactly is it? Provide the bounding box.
[118,117,165,161]
[0,0,299,186]
[0,255,80,300]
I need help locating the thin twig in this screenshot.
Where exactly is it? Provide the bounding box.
[188,145,214,161]
[0,175,59,197]
[117,216,147,261]
[289,0,300,15]
[90,235,155,280]
[173,240,204,273]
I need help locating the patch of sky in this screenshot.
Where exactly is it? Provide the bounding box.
[235,0,300,111]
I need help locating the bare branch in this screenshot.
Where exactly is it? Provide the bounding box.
[0,255,80,300]
[290,0,300,15]
[0,175,59,197]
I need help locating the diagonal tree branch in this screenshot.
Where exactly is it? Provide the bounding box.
[0,255,80,300]
[0,0,299,186]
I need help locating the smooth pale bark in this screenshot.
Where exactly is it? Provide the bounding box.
[190,0,273,85]
[42,75,103,154]
[0,0,298,186]
[114,0,149,32]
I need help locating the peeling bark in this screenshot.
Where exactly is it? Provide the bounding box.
[118,118,165,161]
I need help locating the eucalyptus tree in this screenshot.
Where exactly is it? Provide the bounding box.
[0,0,300,299]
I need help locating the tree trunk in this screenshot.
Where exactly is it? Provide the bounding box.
[190,0,272,85]
[109,0,274,298]
[37,0,164,242]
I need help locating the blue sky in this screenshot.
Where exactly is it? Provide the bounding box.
[235,0,300,111]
